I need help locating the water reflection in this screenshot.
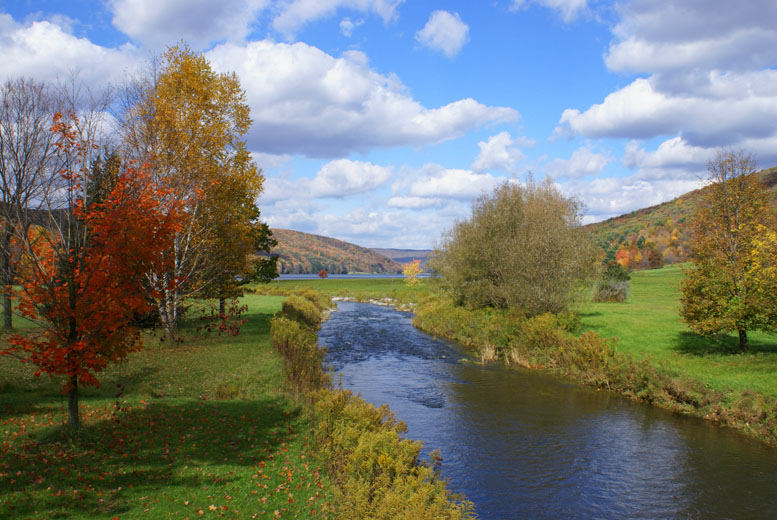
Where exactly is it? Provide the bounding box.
[319,301,777,519]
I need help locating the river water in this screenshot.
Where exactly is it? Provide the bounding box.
[319,301,777,519]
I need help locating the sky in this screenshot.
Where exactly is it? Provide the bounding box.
[2,1,777,249]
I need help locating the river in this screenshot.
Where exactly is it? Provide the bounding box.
[319,301,777,519]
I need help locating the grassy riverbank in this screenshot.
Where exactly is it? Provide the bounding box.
[1,291,473,519]
[1,295,339,519]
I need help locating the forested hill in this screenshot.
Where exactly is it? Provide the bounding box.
[585,166,777,268]
[271,229,402,274]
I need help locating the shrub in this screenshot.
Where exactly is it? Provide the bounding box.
[430,178,598,314]
[311,389,475,519]
[280,294,323,330]
[270,316,329,392]
[594,279,630,302]
[294,288,332,312]
[594,261,630,302]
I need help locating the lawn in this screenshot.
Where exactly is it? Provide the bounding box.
[0,294,334,519]
[580,264,777,399]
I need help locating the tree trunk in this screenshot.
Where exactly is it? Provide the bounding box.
[2,291,11,331]
[68,374,79,429]
[1,230,13,331]
[738,329,748,352]
[219,297,225,317]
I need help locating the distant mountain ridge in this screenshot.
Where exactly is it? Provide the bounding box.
[585,166,777,267]
[372,248,433,267]
[271,229,401,274]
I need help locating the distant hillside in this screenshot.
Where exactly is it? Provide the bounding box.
[585,166,777,268]
[372,248,433,267]
[271,229,402,274]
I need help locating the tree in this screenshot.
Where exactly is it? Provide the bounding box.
[430,178,598,314]
[402,259,422,287]
[0,78,57,331]
[680,150,777,351]
[1,112,181,428]
[119,45,274,339]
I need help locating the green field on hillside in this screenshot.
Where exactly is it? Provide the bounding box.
[0,295,334,519]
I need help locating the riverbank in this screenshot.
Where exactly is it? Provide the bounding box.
[0,291,473,519]
[0,295,339,518]
[253,269,777,446]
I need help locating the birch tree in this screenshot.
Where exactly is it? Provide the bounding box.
[119,45,272,338]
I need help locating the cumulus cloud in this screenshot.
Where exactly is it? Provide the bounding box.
[0,14,140,85]
[408,165,502,199]
[272,0,403,38]
[309,159,392,197]
[206,40,517,157]
[622,138,712,176]
[110,0,269,49]
[556,72,777,146]
[510,0,588,23]
[415,10,469,58]
[563,175,703,222]
[546,145,612,178]
[471,131,533,173]
[260,159,391,202]
[606,0,777,74]
[386,196,444,209]
[557,0,777,168]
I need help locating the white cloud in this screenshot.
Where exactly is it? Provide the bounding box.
[0,14,140,85]
[110,0,269,49]
[606,0,777,74]
[386,196,444,209]
[260,159,391,202]
[556,72,777,146]
[563,175,703,222]
[339,17,362,37]
[471,131,532,173]
[510,0,588,23]
[622,138,712,175]
[546,145,612,178]
[252,152,293,169]
[310,159,392,197]
[272,0,403,38]
[408,165,502,199]
[206,40,517,157]
[415,10,469,58]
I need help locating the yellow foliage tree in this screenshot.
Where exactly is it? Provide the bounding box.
[120,45,275,337]
[402,259,422,287]
[680,150,777,351]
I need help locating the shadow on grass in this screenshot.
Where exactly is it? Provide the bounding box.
[577,311,603,319]
[674,331,777,356]
[1,398,297,518]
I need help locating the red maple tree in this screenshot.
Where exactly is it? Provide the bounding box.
[1,112,182,428]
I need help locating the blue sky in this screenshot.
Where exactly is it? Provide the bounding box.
[2,1,777,248]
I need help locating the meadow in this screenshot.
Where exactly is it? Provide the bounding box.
[0,295,335,519]
[581,264,777,399]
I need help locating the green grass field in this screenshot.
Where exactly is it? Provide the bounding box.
[580,264,777,399]
[0,295,334,519]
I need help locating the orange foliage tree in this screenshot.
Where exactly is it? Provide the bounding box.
[0,112,181,428]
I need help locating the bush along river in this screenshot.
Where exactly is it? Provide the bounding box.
[319,301,777,520]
